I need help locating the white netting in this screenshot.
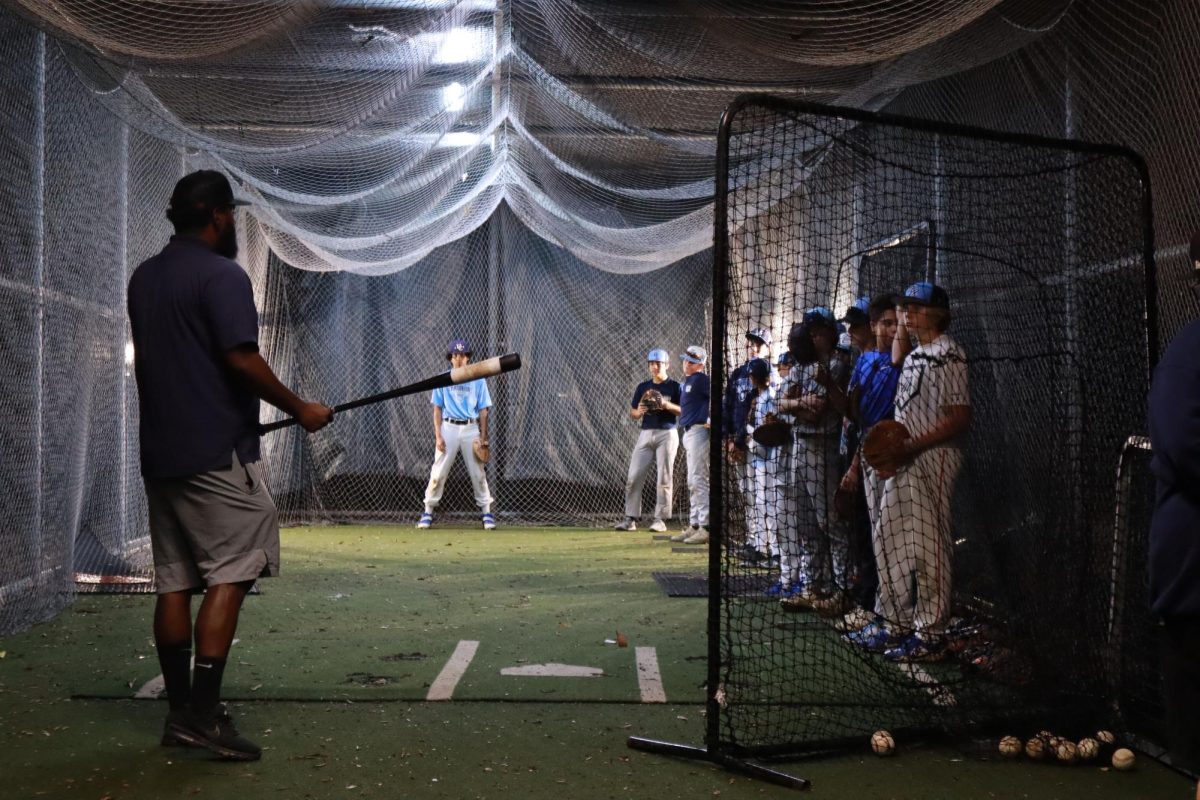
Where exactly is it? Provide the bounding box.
[0,0,1081,276]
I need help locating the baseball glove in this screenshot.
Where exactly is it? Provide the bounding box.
[472,439,490,464]
[641,388,664,411]
[752,418,792,447]
[861,419,911,474]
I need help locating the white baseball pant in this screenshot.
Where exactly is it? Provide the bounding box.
[423,421,493,513]
[747,444,779,557]
[795,432,847,594]
[624,428,679,520]
[681,426,710,528]
[874,446,962,633]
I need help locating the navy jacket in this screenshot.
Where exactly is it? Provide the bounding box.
[1148,319,1200,619]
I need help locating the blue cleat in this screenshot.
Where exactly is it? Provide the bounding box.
[845,621,894,652]
[416,512,433,529]
[482,512,496,531]
[883,632,946,663]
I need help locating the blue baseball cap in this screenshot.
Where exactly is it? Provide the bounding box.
[681,345,707,364]
[902,281,951,309]
[802,306,837,328]
[446,338,472,359]
[748,357,771,382]
[840,296,870,325]
[746,327,772,346]
[776,351,794,366]
[647,348,670,363]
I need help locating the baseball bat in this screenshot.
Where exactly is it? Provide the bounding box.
[258,352,522,435]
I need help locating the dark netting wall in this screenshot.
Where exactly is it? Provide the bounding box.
[253,204,710,526]
[713,98,1151,754]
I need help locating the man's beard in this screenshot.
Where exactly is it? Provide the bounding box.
[215,219,239,259]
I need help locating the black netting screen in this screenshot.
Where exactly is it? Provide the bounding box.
[711,97,1153,755]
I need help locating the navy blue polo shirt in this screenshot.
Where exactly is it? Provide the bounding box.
[1149,319,1200,619]
[127,236,261,479]
[631,379,681,430]
[722,361,753,445]
[679,372,710,429]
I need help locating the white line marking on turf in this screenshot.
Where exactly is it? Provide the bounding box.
[427,639,479,701]
[635,646,666,703]
[133,638,237,699]
[134,675,165,699]
[500,663,603,677]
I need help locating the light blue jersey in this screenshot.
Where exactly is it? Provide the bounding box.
[431,377,492,420]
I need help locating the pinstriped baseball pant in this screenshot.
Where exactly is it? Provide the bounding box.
[875,446,962,633]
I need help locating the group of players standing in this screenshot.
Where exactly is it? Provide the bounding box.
[618,282,971,663]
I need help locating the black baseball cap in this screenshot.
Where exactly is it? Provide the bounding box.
[168,170,250,217]
[840,296,870,326]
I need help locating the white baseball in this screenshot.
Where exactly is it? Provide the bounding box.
[998,735,1022,758]
[1112,748,1135,770]
[1056,741,1078,764]
[871,730,895,756]
[1025,737,1045,759]
[1095,729,1116,745]
[1077,738,1099,760]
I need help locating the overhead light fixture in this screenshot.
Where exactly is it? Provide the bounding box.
[443,82,466,113]
[435,27,489,65]
[440,132,480,148]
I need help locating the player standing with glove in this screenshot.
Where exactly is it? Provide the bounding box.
[417,338,497,531]
[870,282,970,662]
[615,349,682,532]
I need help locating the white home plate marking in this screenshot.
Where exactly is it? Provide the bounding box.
[427,639,479,701]
[500,663,604,677]
[134,638,237,699]
[635,646,666,703]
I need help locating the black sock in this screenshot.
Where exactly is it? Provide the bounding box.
[155,644,192,712]
[191,655,227,714]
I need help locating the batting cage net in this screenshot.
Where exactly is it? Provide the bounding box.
[710,96,1153,756]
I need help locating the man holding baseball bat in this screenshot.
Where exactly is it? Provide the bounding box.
[128,170,333,760]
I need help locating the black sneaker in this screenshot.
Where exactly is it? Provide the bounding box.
[161,708,202,748]
[166,704,262,761]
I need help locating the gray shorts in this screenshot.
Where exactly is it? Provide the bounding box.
[145,453,280,594]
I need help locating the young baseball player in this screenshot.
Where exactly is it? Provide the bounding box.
[671,345,711,544]
[615,349,682,532]
[417,338,496,530]
[872,282,971,662]
[777,308,849,606]
[837,295,902,642]
[744,358,779,564]
[723,328,772,556]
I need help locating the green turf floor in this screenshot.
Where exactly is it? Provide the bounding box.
[0,525,1190,799]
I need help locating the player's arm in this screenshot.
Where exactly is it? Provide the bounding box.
[630,387,647,421]
[902,405,971,456]
[659,383,683,416]
[478,406,490,445]
[815,361,851,416]
[892,310,913,367]
[432,404,446,451]
[778,390,828,423]
[224,345,332,432]
[841,449,862,490]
